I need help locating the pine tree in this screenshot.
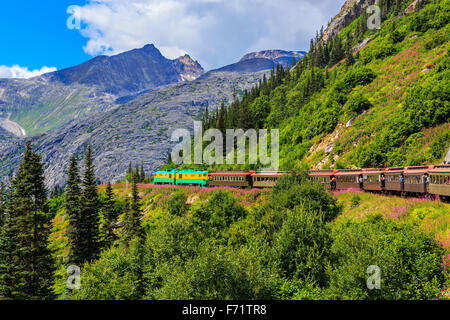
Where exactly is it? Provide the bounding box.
[65,155,83,266]
[0,142,54,300]
[0,183,6,228]
[135,163,140,182]
[345,43,355,66]
[0,206,22,299]
[123,175,143,243]
[101,182,118,248]
[127,161,132,176]
[140,162,145,182]
[79,143,101,263]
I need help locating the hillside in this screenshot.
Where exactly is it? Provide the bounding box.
[199,0,449,172]
[46,179,449,300]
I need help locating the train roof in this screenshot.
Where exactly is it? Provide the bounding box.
[177,169,209,174]
[429,165,450,173]
[154,169,179,174]
[362,168,387,175]
[404,166,432,175]
[308,170,338,176]
[385,167,405,174]
[251,171,289,177]
[335,169,363,176]
[209,171,251,176]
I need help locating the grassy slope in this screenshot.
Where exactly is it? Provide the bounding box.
[47,183,449,299]
[279,0,449,169]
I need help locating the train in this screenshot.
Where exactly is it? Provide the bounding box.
[153,165,450,199]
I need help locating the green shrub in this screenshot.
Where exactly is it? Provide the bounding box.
[271,172,341,222]
[166,192,188,216]
[274,206,331,286]
[326,215,446,300]
[345,94,373,115]
[350,194,361,207]
[344,67,376,90]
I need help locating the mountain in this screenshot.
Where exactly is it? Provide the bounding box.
[200,50,306,78]
[43,44,204,95]
[201,58,276,76]
[0,44,204,136]
[240,49,306,66]
[0,47,305,187]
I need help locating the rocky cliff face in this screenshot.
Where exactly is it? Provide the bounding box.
[322,0,376,43]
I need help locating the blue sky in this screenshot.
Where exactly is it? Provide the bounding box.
[0,0,345,77]
[0,0,91,71]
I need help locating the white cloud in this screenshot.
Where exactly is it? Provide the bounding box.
[0,65,57,79]
[74,0,345,69]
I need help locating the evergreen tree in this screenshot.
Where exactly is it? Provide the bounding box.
[0,142,54,300]
[135,163,140,182]
[79,143,101,263]
[123,175,143,243]
[345,43,355,66]
[101,182,118,248]
[127,162,132,176]
[65,155,83,266]
[0,205,22,299]
[0,183,6,228]
[140,162,145,182]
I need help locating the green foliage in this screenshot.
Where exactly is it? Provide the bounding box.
[350,194,361,208]
[166,192,188,216]
[342,67,377,92]
[65,155,83,266]
[152,243,276,300]
[430,131,450,160]
[0,142,55,300]
[270,172,341,222]
[122,176,143,243]
[273,206,331,286]
[326,214,445,300]
[344,93,372,115]
[79,144,101,263]
[72,238,145,300]
[192,190,247,235]
[100,182,120,248]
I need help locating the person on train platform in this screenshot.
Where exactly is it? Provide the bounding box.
[400,175,405,190]
[423,174,429,192]
[381,174,386,189]
[330,176,337,190]
[358,175,363,189]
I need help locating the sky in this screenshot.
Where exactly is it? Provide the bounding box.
[0,0,345,78]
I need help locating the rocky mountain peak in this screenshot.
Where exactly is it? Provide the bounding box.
[240,50,305,62]
[322,0,375,43]
[173,54,205,81]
